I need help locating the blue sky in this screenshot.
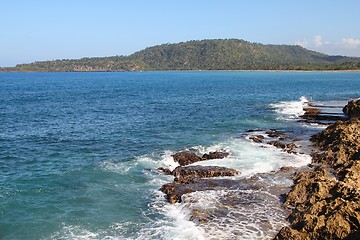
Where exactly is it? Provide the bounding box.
[1,0,360,66]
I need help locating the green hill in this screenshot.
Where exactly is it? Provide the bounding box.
[2,39,360,72]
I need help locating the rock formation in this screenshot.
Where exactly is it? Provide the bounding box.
[160,150,240,203]
[275,99,360,240]
[171,151,203,166]
[343,98,360,119]
[172,165,239,183]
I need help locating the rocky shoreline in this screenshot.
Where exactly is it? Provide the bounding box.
[275,99,360,239]
[157,99,359,239]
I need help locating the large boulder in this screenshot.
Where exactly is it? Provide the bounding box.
[172,151,203,166]
[311,118,360,168]
[343,98,360,119]
[171,150,230,166]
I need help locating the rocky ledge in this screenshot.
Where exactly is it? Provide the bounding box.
[275,99,360,240]
[159,150,240,203]
[171,150,230,166]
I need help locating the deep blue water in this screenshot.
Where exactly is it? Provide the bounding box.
[0,71,359,239]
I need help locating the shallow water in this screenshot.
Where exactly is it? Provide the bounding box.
[1,71,359,239]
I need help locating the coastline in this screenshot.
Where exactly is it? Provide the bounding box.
[157,98,360,239]
[1,69,360,74]
[275,99,360,239]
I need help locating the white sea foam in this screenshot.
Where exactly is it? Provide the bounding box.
[181,189,289,240]
[270,96,309,120]
[190,138,311,177]
[47,225,113,240]
[137,190,206,240]
[98,132,311,239]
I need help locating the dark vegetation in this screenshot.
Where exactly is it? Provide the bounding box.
[2,39,360,72]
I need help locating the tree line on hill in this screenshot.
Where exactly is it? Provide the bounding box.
[1,39,360,72]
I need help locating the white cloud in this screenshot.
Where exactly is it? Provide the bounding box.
[339,38,360,48]
[314,35,323,47]
[294,36,360,57]
[295,38,308,48]
[313,35,331,47]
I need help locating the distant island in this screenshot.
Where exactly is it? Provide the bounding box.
[1,39,360,72]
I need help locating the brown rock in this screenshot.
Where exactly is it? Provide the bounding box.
[311,118,360,168]
[158,167,172,175]
[268,141,287,149]
[268,141,297,153]
[189,209,211,224]
[201,151,229,160]
[274,226,307,240]
[277,101,360,239]
[343,98,360,119]
[160,178,264,203]
[249,135,265,143]
[172,151,203,166]
[172,165,239,183]
[266,130,286,139]
[279,166,294,172]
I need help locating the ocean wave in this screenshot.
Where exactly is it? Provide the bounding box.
[270,96,309,120]
[186,138,310,177]
[96,132,311,239]
[137,190,206,240]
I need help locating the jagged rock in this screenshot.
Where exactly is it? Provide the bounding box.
[160,165,240,203]
[266,130,286,139]
[311,118,360,168]
[343,98,360,119]
[160,178,265,203]
[172,165,239,182]
[277,99,360,240]
[158,167,172,175]
[249,135,265,143]
[278,166,294,172]
[274,226,306,240]
[268,141,287,149]
[268,141,297,153]
[189,209,211,224]
[172,151,203,166]
[283,168,336,209]
[201,151,229,160]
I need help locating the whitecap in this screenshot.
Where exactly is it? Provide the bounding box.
[270,96,309,120]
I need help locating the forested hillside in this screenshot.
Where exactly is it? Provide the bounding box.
[2,39,360,71]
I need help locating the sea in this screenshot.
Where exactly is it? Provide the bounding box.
[1,71,359,240]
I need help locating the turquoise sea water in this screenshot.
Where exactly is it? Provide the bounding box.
[1,71,360,239]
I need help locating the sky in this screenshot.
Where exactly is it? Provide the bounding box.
[1,0,360,67]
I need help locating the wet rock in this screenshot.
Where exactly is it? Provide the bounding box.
[201,151,229,160]
[278,166,294,172]
[189,209,211,224]
[172,165,239,182]
[268,141,297,153]
[268,141,287,149]
[160,178,265,203]
[158,167,172,175]
[247,129,262,132]
[266,130,286,139]
[343,98,360,119]
[172,151,203,166]
[249,135,265,143]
